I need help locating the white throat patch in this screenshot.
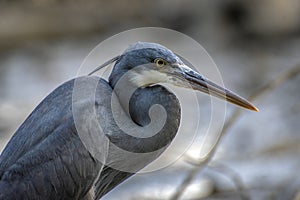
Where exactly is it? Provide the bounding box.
[129,70,169,87]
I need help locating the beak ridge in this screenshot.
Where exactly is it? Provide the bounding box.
[175,64,259,112]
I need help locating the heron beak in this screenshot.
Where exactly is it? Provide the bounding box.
[170,64,259,111]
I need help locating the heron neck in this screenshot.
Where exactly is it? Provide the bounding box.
[108,74,181,153]
[109,79,137,120]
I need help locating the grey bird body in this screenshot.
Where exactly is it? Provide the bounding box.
[0,76,180,199]
[0,42,257,199]
[0,78,101,199]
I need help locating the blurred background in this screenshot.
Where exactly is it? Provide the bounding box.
[1,0,300,199]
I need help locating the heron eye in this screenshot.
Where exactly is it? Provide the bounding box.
[154,58,166,67]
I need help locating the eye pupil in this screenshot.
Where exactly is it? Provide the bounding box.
[155,59,165,67]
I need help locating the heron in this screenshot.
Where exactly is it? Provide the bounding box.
[0,42,258,199]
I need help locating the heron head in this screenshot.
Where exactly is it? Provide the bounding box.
[93,42,258,111]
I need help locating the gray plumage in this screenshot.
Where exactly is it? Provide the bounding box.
[0,42,257,200]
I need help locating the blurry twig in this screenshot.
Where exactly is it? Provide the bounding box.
[248,65,300,101]
[209,162,250,200]
[170,166,205,200]
[170,64,300,200]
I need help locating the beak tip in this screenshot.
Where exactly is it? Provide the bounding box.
[253,106,259,112]
[247,104,259,112]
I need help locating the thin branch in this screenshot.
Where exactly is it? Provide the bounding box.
[209,162,251,200]
[169,167,205,200]
[248,65,300,101]
[170,64,300,200]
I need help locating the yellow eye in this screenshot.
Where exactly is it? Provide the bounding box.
[154,58,166,67]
